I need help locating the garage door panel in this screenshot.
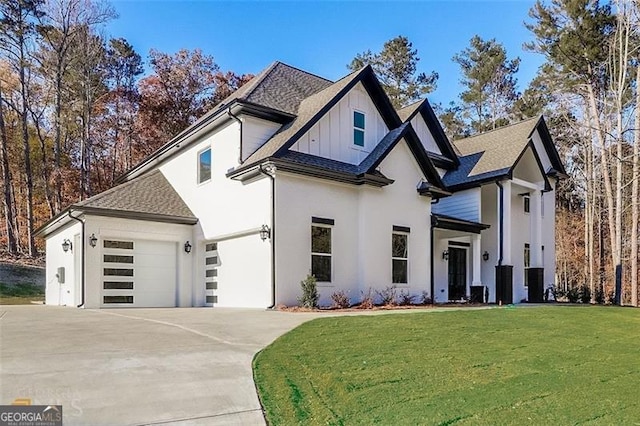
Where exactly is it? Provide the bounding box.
[101,239,177,308]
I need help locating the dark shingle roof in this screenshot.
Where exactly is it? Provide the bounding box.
[452,117,539,177]
[216,61,333,115]
[75,170,195,220]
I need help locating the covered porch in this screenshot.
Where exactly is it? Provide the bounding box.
[432,214,490,303]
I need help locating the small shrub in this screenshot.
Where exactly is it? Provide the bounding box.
[484,287,489,304]
[357,288,375,309]
[330,290,350,309]
[566,286,580,303]
[397,290,415,306]
[579,285,591,304]
[377,286,397,306]
[298,274,318,308]
[420,291,432,305]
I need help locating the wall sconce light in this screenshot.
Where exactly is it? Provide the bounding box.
[184,241,192,254]
[483,251,490,261]
[442,250,449,261]
[89,234,97,247]
[62,239,72,252]
[259,224,271,241]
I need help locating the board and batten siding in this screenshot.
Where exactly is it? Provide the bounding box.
[242,116,282,161]
[290,82,388,165]
[432,188,481,222]
[410,114,442,154]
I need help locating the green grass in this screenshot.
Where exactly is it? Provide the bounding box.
[0,282,44,304]
[253,306,640,425]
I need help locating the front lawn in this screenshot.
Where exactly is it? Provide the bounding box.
[253,306,640,425]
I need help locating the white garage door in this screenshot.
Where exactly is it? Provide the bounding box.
[101,239,177,308]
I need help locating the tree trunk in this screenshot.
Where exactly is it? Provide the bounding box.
[586,83,619,303]
[631,65,639,307]
[19,43,37,257]
[0,83,18,253]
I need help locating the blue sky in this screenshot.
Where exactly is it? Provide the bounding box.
[106,0,544,106]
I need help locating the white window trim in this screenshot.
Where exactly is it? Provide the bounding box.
[197,146,212,185]
[311,224,333,284]
[391,232,409,285]
[352,109,366,151]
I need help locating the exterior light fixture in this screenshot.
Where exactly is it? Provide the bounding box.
[62,239,72,252]
[89,234,98,247]
[259,224,271,241]
[442,250,449,261]
[184,241,192,254]
[483,251,490,261]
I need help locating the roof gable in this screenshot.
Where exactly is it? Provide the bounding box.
[443,116,563,189]
[235,65,402,173]
[397,99,459,167]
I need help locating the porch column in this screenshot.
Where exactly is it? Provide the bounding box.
[528,189,544,302]
[472,234,482,286]
[496,181,513,304]
[501,181,512,264]
[530,189,543,267]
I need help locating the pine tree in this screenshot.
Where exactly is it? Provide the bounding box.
[348,36,438,108]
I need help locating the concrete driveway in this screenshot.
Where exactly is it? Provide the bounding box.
[0,306,323,425]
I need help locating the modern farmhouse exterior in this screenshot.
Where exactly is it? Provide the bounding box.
[36,62,566,309]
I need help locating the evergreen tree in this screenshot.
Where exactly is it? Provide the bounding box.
[452,35,521,132]
[348,36,438,108]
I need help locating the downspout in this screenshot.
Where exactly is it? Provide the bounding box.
[430,197,440,304]
[68,210,85,308]
[227,107,243,164]
[259,164,276,309]
[496,181,504,266]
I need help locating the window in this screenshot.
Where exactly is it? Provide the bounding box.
[353,111,365,147]
[524,243,530,287]
[392,233,408,284]
[104,240,133,250]
[198,148,211,183]
[311,225,332,282]
[524,195,530,213]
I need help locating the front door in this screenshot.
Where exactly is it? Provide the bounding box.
[448,247,467,300]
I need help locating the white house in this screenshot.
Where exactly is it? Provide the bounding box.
[36,62,566,309]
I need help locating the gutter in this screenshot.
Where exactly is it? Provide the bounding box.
[68,210,85,308]
[259,164,276,309]
[496,181,504,266]
[227,107,243,164]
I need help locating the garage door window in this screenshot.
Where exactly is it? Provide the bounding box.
[104,295,133,304]
[205,242,218,306]
[104,240,134,250]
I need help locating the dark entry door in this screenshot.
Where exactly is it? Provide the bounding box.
[448,247,467,300]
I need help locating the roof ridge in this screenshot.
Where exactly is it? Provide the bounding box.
[74,169,161,208]
[454,116,540,143]
[397,98,426,112]
[272,61,334,84]
[298,67,365,107]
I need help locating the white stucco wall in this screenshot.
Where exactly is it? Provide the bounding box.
[159,119,272,308]
[410,113,442,154]
[44,221,82,306]
[290,82,389,164]
[242,116,282,161]
[480,184,498,302]
[275,140,432,307]
[432,188,481,222]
